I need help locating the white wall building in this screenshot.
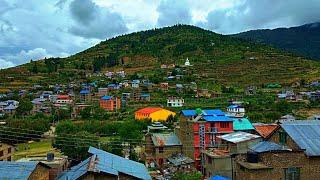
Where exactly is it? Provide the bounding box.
[167,97,184,107]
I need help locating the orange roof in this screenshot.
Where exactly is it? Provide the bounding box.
[135,107,162,115]
[254,124,279,139]
[57,95,70,99]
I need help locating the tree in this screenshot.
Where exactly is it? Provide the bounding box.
[80,106,92,119]
[30,59,38,73]
[172,171,202,180]
[16,99,33,116]
[54,131,99,161]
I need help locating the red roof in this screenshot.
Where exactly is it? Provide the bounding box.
[135,107,162,115]
[254,124,279,139]
[57,95,70,99]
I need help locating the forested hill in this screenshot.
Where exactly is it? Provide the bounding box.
[1,24,320,86]
[234,22,320,60]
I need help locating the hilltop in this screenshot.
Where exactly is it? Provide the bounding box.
[234,22,320,60]
[1,24,320,87]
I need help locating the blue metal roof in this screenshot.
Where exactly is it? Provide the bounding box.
[227,105,240,109]
[80,89,90,94]
[101,95,112,100]
[59,147,151,180]
[141,94,150,97]
[250,141,289,153]
[210,175,230,180]
[0,161,39,179]
[181,110,196,116]
[181,109,225,117]
[203,116,233,122]
[203,109,225,116]
[281,120,320,156]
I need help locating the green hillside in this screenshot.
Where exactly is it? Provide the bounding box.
[234,22,320,60]
[1,24,320,86]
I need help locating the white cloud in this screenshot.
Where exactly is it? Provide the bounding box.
[0,58,15,69]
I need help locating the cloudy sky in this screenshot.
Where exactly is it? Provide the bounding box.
[0,0,319,69]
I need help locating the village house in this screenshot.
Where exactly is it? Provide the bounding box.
[135,107,176,122]
[79,89,91,102]
[17,154,68,180]
[59,147,151,180]
[121,92,131,101]
[178,109,234,170]
[55,95,73,105]
[203,149,232,179]
[245,86,257,96]
[131,79,140,88]
[253,123,279,139]
[217,131,261,154]
[0,161,51,180]
[140,93,151,101]
[226,104,245,118]
[144,132,182,167]
[71,103,91,118]
[235,120,320,180]
[165,154,195,173]
[99,95,121,111]
[232,118,255,132]
[0,142,14,161]
[160,82,169,91]
[176,84,183,93]
[97,87,108,97]
[167,97,184,107]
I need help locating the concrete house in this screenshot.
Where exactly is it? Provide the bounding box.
[59,147,151,180]
[167,97,184,107]
[0,161,51,180]
[144,132,182,167]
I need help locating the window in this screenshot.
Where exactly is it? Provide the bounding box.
[159,147,164,153]
[220,122,229,128]
[0,150,3,157]
[279,131,287,144]
[207,156,212,164]
[7,147,11,154]
[284,167,300,180]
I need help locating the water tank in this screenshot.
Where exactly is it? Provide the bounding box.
[47,153,54,161]
[247,151,258,163]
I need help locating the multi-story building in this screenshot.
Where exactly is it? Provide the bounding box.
[167,97,184,107]
[178,109,233,170]
[99,96,121,111]
[0,142,14,161]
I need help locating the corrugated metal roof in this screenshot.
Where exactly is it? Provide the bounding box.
[219,131,261,143]
[181,109,225,117]
[250,141,289,153]
[136,107,162,114]
[59,147,151,180]
[167,154,194,166]
[233,118,255,131]
[203,116,233,122]
[281,120,320,156]
[254,124,279,139]
[181,110,196,116]
[210,175,230,180]
[151,133,182,146]
[0,161,39,179]
[203,109,225,116]
[100,95,112,100]
[80,89,90,94]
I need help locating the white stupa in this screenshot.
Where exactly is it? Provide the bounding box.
[185,57,191,66]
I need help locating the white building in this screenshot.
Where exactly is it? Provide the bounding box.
[226,105,245,118]
[167,97,184,107]
[184,57,191,66]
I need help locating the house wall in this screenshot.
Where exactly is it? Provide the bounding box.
[268,128,300,150]
[29,165,50,180]
[204,154,232,179]
[235,151,320,180]
[0,143,14,161]
[99,98,121,111]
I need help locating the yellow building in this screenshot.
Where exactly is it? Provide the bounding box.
[135,107,176,122]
